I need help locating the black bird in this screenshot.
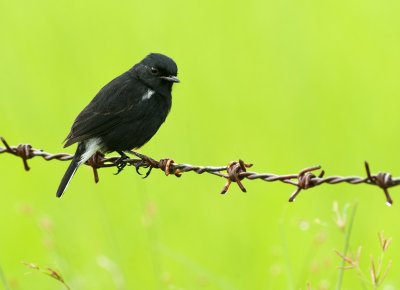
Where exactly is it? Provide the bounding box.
[56,53,179,197]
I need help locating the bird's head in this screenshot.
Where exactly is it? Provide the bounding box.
[134,53,179,95]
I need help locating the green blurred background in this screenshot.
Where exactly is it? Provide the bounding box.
[1,0,400,289]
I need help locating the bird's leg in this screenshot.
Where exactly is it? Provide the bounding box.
[114,151,130,175]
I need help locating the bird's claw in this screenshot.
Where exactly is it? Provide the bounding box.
[114,163,126,175]
[114,155,129,175]
[132,158,153,178]
[143,166,153,178]
[134,162,143,175]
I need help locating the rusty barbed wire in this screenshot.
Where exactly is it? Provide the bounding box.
[1,136,399,205]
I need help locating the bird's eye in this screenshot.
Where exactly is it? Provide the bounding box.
[150,67,159,75]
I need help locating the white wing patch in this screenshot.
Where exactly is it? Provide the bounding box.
[79,137,102,165]
[141,89,155,101]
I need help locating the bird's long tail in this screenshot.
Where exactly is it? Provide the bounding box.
[56,143,85,198]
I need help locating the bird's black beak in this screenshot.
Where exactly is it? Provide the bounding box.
[160,76,180,83]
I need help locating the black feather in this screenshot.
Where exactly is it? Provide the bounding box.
[56,142,86,197]
[56,53,179,197]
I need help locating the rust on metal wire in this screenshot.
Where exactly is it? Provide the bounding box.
[364,161,395,206]
[287,165,324,202]
[1,136,400,205]
[221,160,252,194]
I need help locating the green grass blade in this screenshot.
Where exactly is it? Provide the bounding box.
[335,202,358,290]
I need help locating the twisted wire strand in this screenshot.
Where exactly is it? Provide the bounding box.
[1,136,398,205]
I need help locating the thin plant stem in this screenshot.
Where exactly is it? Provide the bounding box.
[335,202,358,290]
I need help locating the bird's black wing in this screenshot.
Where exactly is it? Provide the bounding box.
[64,72,143,147]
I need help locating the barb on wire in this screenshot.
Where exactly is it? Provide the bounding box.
[1,137,399,205]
